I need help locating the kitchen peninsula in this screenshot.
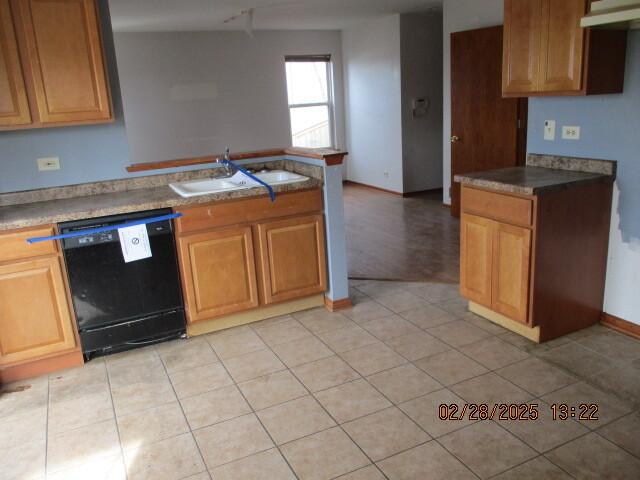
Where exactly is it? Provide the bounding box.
[0,148,349,383]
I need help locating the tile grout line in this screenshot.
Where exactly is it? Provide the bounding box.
[44,374,51,479]
[357,285,612,477]
[156,342,214,479]
[360,286,640,474]
[288,306,467,479]
[257,317,392,480]
[104,359,130,480]
[208,338,303,480]
[27,280,638,480]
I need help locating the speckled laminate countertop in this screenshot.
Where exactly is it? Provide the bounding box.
[0,160,323,231]
[453,154,616,195]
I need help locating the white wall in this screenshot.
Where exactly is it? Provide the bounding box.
[113,30,345,164]
[400,12,443,193]
[442,0,503,203]
[342,15,404,193]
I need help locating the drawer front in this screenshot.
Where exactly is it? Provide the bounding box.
[175,188,323,234]
[461,187,533,227]
[0,226,58,263]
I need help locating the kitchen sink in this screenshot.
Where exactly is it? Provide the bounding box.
[169,170,309,198]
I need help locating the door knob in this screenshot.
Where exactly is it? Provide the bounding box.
[450,135,461,143]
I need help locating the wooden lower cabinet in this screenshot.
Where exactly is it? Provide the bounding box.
[175,190,328,325]
[460,181,613,341]
[256,214,327,305]
[460,212,531,325]
[460,214,493,308]
[0,255,77,365]
[492,222,531,323]
[177,226,259,323]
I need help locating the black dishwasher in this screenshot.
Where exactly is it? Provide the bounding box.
[59,208,185,359]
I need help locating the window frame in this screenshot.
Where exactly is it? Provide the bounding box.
[284,55,336,150]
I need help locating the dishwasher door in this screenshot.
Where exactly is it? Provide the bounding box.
[59,209,184,332]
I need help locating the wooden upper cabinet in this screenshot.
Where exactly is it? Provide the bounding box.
[0,0,31,127]
[177,226,259,323]
[0,256,77,365]
[491,222,531,323]
[13,0,112,124]
[502,0,542,94]
[460,214,494,308]
[256,214,327,305]
[0,0,112,130]
[502,0,627,96]
[538,0,586,92]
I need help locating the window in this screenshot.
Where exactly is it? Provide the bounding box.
[285,55,334,149]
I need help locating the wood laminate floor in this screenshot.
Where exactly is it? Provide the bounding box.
[344,184,460,283]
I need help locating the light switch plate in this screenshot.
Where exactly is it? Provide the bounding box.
[544,120,556,141]
[37,156,61,171]
[562,126,581,140]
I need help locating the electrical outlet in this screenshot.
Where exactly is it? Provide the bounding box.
[544,120,556,141]
[562,126,581,140]
[37,156,61,171]
[383,171,389,179]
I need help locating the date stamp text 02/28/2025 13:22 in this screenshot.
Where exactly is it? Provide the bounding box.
[438,403,599,422]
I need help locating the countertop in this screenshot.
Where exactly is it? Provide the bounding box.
[0,160,322,231]
[453,154,616,196]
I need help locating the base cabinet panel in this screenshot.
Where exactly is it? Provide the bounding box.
[178,226,259,323]
[256,214,327,305]
[460,214,494,308]
[491,222,531,323]
[0,256,76,365]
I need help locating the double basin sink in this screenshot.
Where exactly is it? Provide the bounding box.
[169,170,309,198]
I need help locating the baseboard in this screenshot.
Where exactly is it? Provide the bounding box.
[343,180,402,196]
[343,180,443,198]
[601,312,640,340]
[324,296,353,312]
[403,188,443,198]
[0,348,84,385]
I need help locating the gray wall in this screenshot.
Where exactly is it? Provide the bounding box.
[113,30,345,165]
[343,13,443,194]
[0,0,131,193]
[342,15,404,193]
[400,12,443,193]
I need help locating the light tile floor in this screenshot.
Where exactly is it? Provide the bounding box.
[2,279,640,480]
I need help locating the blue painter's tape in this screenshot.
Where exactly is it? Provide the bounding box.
[26,213,183,244]
[222,159,276,202]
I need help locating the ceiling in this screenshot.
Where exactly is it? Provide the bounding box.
[108,0,442,32]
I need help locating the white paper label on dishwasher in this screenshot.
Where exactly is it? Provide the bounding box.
[118,224,152,263]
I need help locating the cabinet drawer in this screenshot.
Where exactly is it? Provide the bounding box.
[461,187,533,227]
[0,226,58,262]
[175,188,323,234]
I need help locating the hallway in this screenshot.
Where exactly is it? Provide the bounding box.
[344,184,460,283]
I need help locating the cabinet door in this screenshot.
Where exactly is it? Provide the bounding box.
[491,222,531,323]
[502,0,543,94]
[460,214,494,308]
[256,214,327,304]
[178,226,259,323]
[0,0,31,127]
[538,0,586,92]
[13,0,111,124]
[0,256,76,365]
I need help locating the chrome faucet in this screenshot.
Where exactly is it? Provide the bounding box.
[215,147,234,178]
